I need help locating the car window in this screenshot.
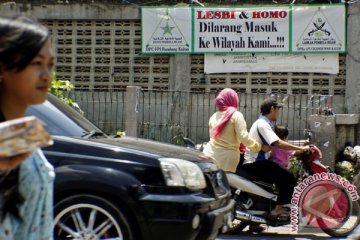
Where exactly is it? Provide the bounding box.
[47,94,102,133]
[27,101,86,137]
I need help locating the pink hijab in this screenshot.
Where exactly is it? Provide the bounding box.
[211,88,239,138]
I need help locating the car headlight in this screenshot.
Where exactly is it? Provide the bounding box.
[159,158,207,190]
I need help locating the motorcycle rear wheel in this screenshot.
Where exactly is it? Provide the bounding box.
[319,198,360,237]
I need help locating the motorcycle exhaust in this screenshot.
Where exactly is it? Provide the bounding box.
[235,210,267,224]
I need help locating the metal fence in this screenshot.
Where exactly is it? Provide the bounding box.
[65,89,333,145]
[66,90,126,134]
[138,89,334,144]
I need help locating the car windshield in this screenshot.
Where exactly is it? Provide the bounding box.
[27,94,105,138]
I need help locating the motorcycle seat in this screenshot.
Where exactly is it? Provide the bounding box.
[237,169,264,182]
[237,169,276,190]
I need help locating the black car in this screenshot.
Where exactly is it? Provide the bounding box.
[27,94,234,240]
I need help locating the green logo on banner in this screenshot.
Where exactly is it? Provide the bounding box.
[145,8,190,51]
[296,7,342,51]
[161,22,175,35]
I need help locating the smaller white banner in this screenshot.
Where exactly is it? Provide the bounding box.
[142,7,192,53]
[204,53,338,74]
[291,5,346,53]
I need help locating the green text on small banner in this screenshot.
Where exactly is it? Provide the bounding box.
[141,7,192,53]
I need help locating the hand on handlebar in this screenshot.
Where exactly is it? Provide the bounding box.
[301,145,311,153]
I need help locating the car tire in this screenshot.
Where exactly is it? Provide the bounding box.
[53,194,135,240]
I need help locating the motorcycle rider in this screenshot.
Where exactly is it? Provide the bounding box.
[202,88,270,233]
[203,88,269,172]
[242,98,310,219]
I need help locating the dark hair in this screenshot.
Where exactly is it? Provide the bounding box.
[260,98,283,115]
[274,125,289,140]
[0,16,49,222]
[0,16,50,72]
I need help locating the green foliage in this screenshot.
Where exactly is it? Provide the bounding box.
[170,125,184,146]
[288,156,301,178]
[116,131,126,137]
[335,162,355,181]
[172,133,184,146]
[50,72,83,114]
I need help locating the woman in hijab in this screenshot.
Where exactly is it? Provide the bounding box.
[203,88,265,172]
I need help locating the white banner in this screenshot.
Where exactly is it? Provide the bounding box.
[291,5,346,53]
[141,5,346,54]
[204,53,339,74]
[141,7,192,53]
[194,7,290,53]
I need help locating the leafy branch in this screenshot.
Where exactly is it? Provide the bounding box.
[49,72,83,114]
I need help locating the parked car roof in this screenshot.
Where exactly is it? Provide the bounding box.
[27,94,212,162]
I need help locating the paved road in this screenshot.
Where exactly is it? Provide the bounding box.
[217,225,349,240]
[217,234,343,240]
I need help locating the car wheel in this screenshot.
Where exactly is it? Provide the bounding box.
[54,194,135,240]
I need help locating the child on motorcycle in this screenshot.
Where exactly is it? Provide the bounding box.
[242,99,310,219]
[270,125,300,169]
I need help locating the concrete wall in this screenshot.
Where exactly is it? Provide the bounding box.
[137,90,333,143]
[0,2,139,20]
[309,114,359,168]
[345,1,360,142]
[0,2,348,98]
[309,25,360,168]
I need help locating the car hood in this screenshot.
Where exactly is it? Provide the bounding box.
[92,136,212,163]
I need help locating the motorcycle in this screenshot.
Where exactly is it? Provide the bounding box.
[225,141,360,237]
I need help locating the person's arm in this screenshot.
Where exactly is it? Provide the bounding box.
[261,144,271,152]
[234,112,261,152]
[257,120,309,153]
[0,152,30,170]
[272,139,309,153]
